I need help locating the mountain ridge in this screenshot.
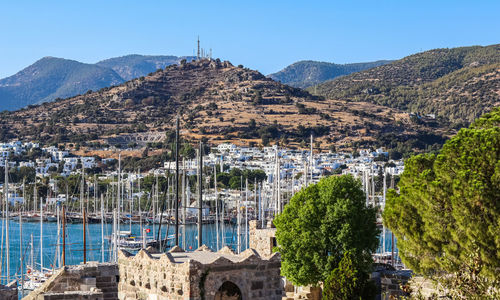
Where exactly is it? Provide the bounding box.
[0,59,446,156]
[96,54,196,80]
[268,60,393,88]
[0,54,195,111]
[309,44,500,126]
[0,56,123,110]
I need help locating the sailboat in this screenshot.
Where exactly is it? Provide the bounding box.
[23,186,54,291]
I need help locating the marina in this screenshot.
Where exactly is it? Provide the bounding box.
[0,137,402,297]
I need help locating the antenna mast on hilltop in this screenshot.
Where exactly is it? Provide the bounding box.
[197,36,200,60]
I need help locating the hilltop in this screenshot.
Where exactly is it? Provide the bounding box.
[310,44,500,127]
[269,60,392,88]
[0,59,447,154]
[0,55,195,111]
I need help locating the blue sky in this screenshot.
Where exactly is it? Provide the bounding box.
[0,0,499,78]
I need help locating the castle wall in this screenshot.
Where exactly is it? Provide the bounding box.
[117,250,191,300]
[188,256,283,300]
[24,262,119,300]
[117,247,283,300]
[249,220,277,257]
[0,282,18,300]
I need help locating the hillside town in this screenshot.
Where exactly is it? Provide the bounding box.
[0,140,403,207]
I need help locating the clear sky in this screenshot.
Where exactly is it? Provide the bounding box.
[0,0,499,78]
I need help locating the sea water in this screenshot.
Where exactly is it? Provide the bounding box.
[0,219,245,285]
[0,220,398,286]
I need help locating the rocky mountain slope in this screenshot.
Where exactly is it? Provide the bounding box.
[0,55,194,111]
[310,44,500,127]
[268,60,392,88]
[0,59,448,154]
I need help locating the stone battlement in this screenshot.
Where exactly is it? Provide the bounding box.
[118,244,282,299]
[25,224,285,300]
[23,262,119,300]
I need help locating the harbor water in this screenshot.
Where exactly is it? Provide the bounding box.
[0,219,246,285]
[0,220,398,286]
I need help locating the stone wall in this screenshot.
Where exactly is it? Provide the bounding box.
[249,220,277,257]
[0,281,18,300]
[372,269,412,300]
[24,262,119,300]
[118,249,191,299]
[191,253,283,300]
[283,285,322,300]
[37,291,104,300]
[118,246,283,300]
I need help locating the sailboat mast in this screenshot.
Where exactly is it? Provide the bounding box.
[19,207,24,296]
[237,176,241,254]
[174,116,180,246]
[214,164,219,250]
[101,194,105,262]
[245,177,248,249]
[276,151,281,214]
[62,205,66,266]
[197,141,203,248]
[83,208,86,264]
[138,170,142,248]
[117,154,121,235]
[220,181,225,248]
[56,204,60,268]
[4,160,9,283]
[81,163,84,218]
[131,177,134,228]
[40,191,43,273]
[259,182,263,227]
[34,181,37,213]
[182,159,186,249]
[112,209,117,262]
[30,234,34,271]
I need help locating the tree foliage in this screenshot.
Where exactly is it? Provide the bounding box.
[215,168,266,189]
[274,175,379,286]
[323,251,377,300]
[383,107,500,295]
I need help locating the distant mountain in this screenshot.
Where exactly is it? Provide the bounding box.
[0,59,447,157]
[96,54,196,81]
[310,44,500,126]
[0,57,123,110]
[268,60,392,88]
[0,54,195,111]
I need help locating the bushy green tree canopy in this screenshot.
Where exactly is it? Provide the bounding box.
[274,175,379,286]
[383,107,500,282]
[323,251,377,300]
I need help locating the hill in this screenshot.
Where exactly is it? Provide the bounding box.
[0,57,123,110]
[0,54,195,111]
[0,59,449,155]
[96,54,196,80]
[268,60,392,88]
[310,44,500,127]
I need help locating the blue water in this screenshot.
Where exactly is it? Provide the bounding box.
[0,219,245,285]
[377,226,399,254]
[0,220,398,286]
